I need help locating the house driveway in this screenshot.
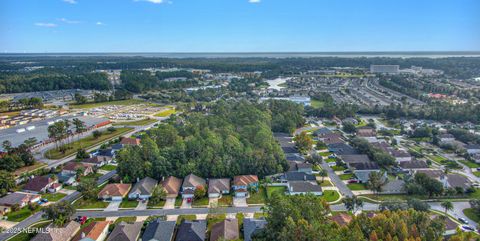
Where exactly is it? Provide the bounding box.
[58,189,76,195]
[163,198,175,209]
[105,201,121,211]
[181,199,192,209]
[0,220,18,229]
[233,197,247,207]
[135,200,148,210]
[208,197,219,207]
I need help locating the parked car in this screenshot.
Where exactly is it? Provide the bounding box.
[458,217,469,224]
[75,216,88,225]
[343,170,352,174]
[461,225,475,232]
[41,198,49,203]
[348,179,360,184]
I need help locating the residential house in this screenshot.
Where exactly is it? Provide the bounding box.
[142,219,176,241]
[120,137,141,146]
[161,176,182,198]
[347,162,381,183]
[31,221,81,241]
[313,127,332,136]
[97,184,131,201]
[323,137,344,145]
[48,183,63,193]
[128,177,157,200]
[415,169,472,190]
[381,179,406,194]
[274,133,297,154]
[439,133,455,143]
[466,144,480,155]
[81,156,112,167]
[0,192,40,208]
[175,220,206,241]
[331,213,352,226]
[57,173,77,186]
[23,176,57,194]
[208,178,231,198]
[339,154,371,164]
[232,175,259,198]
[281,172,316,183]
[106,222,143,241]
[111,143,124,151]
[243,218,267,241]
[72,221,110,241]
[62,162,94,176]
[327,143,359,155]
[287,181,322,196]
[318,133,343,142]
[210,219,239,241]
[182,174,206,199]
[285,153,304,162]
[96,149,116,158]
[342,117,358,125]
[356,126,377,142]
[295,162,313,174]
[399,160,429,173]
[390,149,412,163]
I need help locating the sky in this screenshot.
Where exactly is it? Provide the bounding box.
[1,0,479,53]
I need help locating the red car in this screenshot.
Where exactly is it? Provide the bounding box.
[76,216,87,225]
[187,198,192,203]
[348,179,359,184]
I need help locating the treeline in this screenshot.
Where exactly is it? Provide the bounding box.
[0,69,110,94]
[116,100,289,182]
[0,139,36,172]
[306,93,358,119]
[256,194,447,241]
[120,70,198,93]
[265,100,305,133]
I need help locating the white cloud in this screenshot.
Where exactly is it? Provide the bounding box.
[63,0,77,4]
[96,21,105,25]
[249,0,261,3]
[35,22,58,28]
[58,18,81,24]
[134,0,167,4]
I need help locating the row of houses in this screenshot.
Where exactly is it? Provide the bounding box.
[96,174,260,201]
[29,217,267,241]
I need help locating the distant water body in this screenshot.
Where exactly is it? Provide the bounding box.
[1,51,480,58]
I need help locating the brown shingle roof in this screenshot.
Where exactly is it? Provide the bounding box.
[23,176,55,192]
[210,219,239,241]
[63,162,93,171]
[72,221,110,241]
[98,184,131,198]
[0,192,40,206]
[331,213,352,226]
[182,174,206,188]
[233,175,258,186]
[208,179,230,194]
[120,137,141,146]
[31,221,80,241]
[161,176,182,197]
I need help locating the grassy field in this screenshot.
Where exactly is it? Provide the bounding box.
[247,187,266,204]
[429,155,448,163]
[114,216,137,224]
[266,186,286,198]
[9,221,51,241]
[347,183,367,190]
[112,118,157,126]
[339,173,354,180]
[459,160,480,168]
[192,197,209,207]
[119,199,139,209]
[463,208,480,222]
[73,198,109,209]
[322,190,340,202]
[311,99,325,109]
[218,195,232,206]
[332,165,346,171]
[45,127,132,159]
[474,172,480,177]
[154,108,176,117]
[100,164,117,171]
[6,207,40,222]
[318,180,333,187]
[41,192,67,202]
[71,99,152,109]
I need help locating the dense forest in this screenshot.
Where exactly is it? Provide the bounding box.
[120,70,198,93]
[116,100,299,182]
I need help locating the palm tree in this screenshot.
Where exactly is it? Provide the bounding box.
[440,201,453,216]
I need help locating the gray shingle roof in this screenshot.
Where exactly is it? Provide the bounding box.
[175,220,206,241]
[349,162,380,170]
[182,174,206,189]
[129,177,157,196]
[142,219,176,241]
[284,172,316,181]
[107,222,143,241]
[288,181,322,193]
[208,179,230,194]
[340,154,371,164]
[243,218,267,241]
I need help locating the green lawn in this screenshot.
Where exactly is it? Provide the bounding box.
[318,180,333,187]
[6,207,39,222]
[73,198,109,209]
[332,165,346,171]
[177,214,197,224]
[114,216,137,224]
[71,99,152,109]
[119,199,139,209]
[45,127,133,159]
[463,208,480,222]
[266,186,286,198]
[311,99,325,109]
[474,172,480,177]
[254,212,265,218]
[247,187,266,204]
[347,183,367,190]
[469,189,480,199]
[9,221,51,241]
[100,164,117,171]
[175,197,183,207]
[218,195,232,206]
[147,199,166,208]
[320,152,333,157]
[192,197,209,207]
[325,158,337,163]
[79,173,103,183]
[112,118,157,126]
[322,190,340,202]
[428,155,448,163]
[41,192,67,202]
[154,108,176,117]
[339,173,353,180]
[459,160,480,168]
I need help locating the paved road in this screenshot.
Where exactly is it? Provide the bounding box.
[0,170,117,241]
[319,161,353,197]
